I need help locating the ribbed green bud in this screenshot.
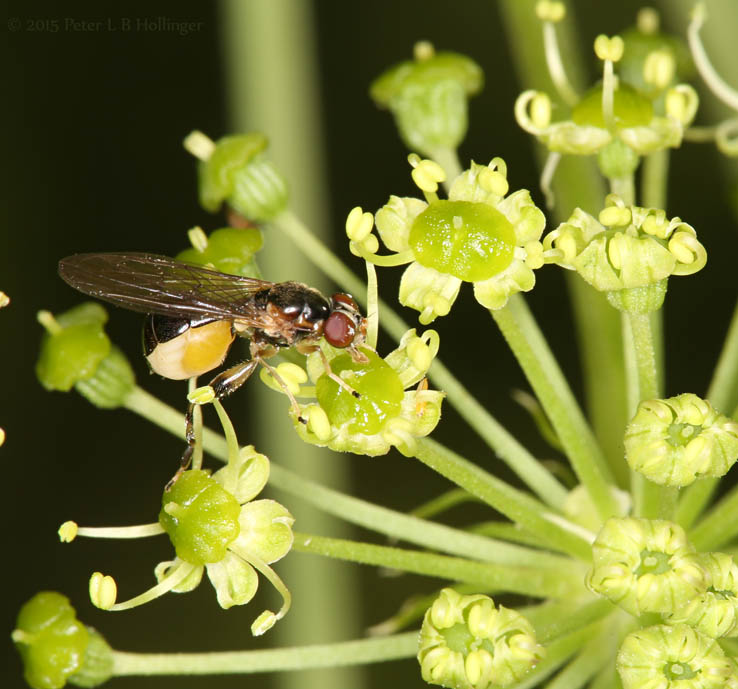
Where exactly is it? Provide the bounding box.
[74,346,135,409]
[418,588,544,689]
[36,304,110,392]
[587,517,707,616]
[12,592,91,689]
[198,134,287,221]
[666,552,738,638]
[176,226,263,278]
[370,46,483,156]
[617,624,738,689]
[625,394,738,486]
[159,470,241,566]
[67,628,113,688]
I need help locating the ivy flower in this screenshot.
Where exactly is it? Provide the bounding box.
[418,588,544,689]
[625,393,738,487]
[617,624,738,689]
[543,195,706,313]
[63,445,294,636]
[666,552,738,639]
[586,517,707,617]
[12,592,113,689]
[262,329,444,457]
[349,157,547,324]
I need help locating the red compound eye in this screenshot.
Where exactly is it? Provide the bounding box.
[323,311,356,348]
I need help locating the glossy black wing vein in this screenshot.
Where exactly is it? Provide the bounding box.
[58,253,272,320]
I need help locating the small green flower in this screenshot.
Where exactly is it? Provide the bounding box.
[625,394,738,487]
[544,196,707,313]
[36,304,135,408]
[268,330,444,456]
[370,42,482,158]
[666,552,738,639]
[617,623,738,689]
[184,130,288,222]
[586,517,707,617]
[176,225,263,278]
[417,588,544,689]
[351,158,546,323]
[12,592,113,689]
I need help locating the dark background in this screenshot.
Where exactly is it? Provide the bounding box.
[4,1,737,687]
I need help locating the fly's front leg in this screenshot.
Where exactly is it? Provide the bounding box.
[318,348,361,399]
[166,360,259,491]
[258,358,307,424]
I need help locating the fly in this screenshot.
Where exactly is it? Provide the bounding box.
[58,252,368,481]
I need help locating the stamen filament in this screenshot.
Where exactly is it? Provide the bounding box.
[109,560,198,611]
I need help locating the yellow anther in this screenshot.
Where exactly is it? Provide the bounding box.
[479,168,509,197]
[187,226,209,252]
[594,35,624,63]
[252,610,278,636]
[599,205,632,227]
[89,572,118,610]
[276,362,308,385]
[0,292,9,308]
[666,85,699,125]
[669,232,698,264]
[0,427,4,446]
[188,385,216,405]
[642,213,670,239]
[643,50,675,89]
[414,40,435,62]
[183,130,216,161]
[346,206,375,242]
[607,234,627,270]
[307,405,331,441]
[637,8,660,34]
[58,521,78,542]
[530,92,552,128]
[360,234,379,255]
[407,337,432,372]
[411,159,447,193]
[535,1,565,22]
[524,241,545,269]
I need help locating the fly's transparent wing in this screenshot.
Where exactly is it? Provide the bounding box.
[58,252,273,321]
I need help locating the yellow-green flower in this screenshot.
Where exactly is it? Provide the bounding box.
[350,158,546,324]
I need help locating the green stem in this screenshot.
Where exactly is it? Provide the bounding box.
[535,599,615,644]
[491,295,618,521]
[623,311,678,519]
[409,488,477,520]
[123,386,573,570]
[426,145,463,181]
[541,624,614,689]
[413,437,593,561]
[689,484,738,551]
[609,176,635,206]
[271,209,569,509]
[292,532,578,598]
[111,632,418,676]
[678,300,738,527]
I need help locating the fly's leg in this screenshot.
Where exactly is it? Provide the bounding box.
[258,358,307,424]
[318,348,361,399]
[166,359,259,491]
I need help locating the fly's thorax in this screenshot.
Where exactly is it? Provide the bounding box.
[143,314,235,380]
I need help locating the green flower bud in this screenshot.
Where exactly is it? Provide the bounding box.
[418,588,544,689]
[666,552,738,639]
[370,45,483,156]
[36,304,110,392]
[409,200,516,282]
[625,394,738,486]
[316,349,405,436]
[587,518,708,616]
[12,592,91,689]
[176,226,263,278]
[545,200,706,313]
[159,470,241,566]
[197,134,288,221]
[74,345,135,409]
[617,624,738,689]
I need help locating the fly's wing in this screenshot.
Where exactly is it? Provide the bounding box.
[58,252,273,321]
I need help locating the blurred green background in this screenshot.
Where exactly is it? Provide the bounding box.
[4,0,737,687]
